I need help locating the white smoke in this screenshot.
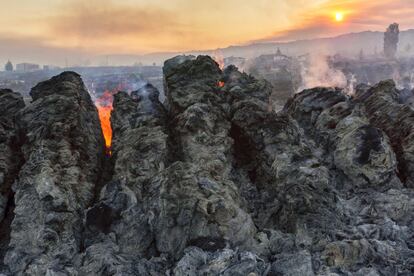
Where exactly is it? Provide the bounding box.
[130,82,159,114]
[298,54,347,92]
[130,80,148,91]
[136,86,151,112]
[346,74,357,96]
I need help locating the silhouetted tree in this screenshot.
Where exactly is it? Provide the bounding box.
[384,23,399,59]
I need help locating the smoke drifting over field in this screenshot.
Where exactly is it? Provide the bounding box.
[299,54,347,91]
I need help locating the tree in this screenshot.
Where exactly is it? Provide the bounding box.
[4,60,13,72]
[384,23,399,59]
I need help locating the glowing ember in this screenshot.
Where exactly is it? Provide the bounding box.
[96,91,114,152]
[212,50,225,70]
[218,81,225,88]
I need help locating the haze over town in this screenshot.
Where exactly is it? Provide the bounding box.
[2,0,414,66]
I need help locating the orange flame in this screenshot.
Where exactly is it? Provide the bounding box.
[96,91,114,153]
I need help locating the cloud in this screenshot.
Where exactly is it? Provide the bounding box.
[38,0,197,53]
[2,0,414,64]
[0,33,89,66]
[255,0,414,43]
[48,0,184,38]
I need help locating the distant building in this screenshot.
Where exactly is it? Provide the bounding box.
[43,65,61,71]
[16,63,40,72]
[4,60,13,72]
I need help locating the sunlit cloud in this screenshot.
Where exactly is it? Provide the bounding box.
[0,0,414,64]
[0,0,335,54]
[257,0,414,42]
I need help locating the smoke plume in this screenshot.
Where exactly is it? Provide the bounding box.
[299,54,347,91]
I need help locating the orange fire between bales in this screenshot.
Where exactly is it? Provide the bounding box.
[96,90,114,152]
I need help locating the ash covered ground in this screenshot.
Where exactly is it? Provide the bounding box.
[0,54,414,275]
[0,23,414,276]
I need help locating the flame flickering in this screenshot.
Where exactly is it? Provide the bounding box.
[96,90,114,152]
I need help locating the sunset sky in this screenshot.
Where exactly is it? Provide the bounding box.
[1,0,414,65]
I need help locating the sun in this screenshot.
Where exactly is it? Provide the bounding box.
[335,12,344,22]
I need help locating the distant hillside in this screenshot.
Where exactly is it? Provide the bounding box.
[97,29,414,65]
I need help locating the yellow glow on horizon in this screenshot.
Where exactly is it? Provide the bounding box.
[0,0,413,56]
[335,12,344,22]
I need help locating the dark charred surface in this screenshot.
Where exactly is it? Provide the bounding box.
[85,203,120,234]
[0,59,413,275]
[0,72,106,275]
[188,237,227,252]
[0,89,25,273]
[355,79,414,186]
[355,126,383,165]
[230,123,258,182]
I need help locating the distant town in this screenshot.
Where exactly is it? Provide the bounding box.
[0,60,164,103]
[3,60,61,72]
